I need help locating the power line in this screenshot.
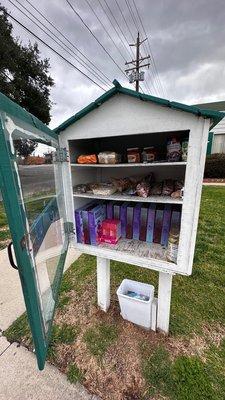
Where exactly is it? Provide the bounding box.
[24,0,112,86]
[7,0,111,89]
[114,0,135,42]
[66,0,126,78]
[83,0,126,62]
[123,0,161,96]
[4,11,107,91]
[100,0,134,59]
[131,0,167,98]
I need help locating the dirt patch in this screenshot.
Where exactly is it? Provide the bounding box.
[52,279,225,400]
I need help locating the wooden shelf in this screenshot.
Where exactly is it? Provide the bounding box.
[72,239,180,275]
[73,192,183,204]
[71,162,187,168]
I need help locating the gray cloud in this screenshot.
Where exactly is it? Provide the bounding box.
[3,0,225,127]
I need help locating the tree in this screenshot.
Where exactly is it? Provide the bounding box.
[0,6,54,157]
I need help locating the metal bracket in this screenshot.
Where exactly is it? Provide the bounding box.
[53,147,69,163]
[64,221,74,235]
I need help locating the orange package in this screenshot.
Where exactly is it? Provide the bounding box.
[77,154,97,164]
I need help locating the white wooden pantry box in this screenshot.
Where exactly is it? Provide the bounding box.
[0,80,223,370]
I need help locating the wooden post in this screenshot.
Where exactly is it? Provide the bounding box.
[157,272,173,334]
[97,257,110,312]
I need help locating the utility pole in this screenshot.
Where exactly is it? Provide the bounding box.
[125,32,150,92]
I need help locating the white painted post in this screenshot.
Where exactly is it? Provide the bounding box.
[97,257,110,312]
[157,272,173,334]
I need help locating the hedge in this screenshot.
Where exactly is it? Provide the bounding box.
[204,153,225,178]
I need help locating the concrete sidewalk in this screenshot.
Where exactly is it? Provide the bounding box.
[0,247,98,400]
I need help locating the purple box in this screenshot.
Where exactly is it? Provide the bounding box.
[139,205,149,241]
[120,202,129,238]
[161,205,172,246]
[113,202,121,220]
[75,202,95,244]
[146,203,156,243]
[126,204,134,239]
[107,201,115,219]
[88,203,106,245]
[170,207,181,230]
[153,206,164,244]
[133,203,142,240]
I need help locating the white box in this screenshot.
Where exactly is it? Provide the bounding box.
[117,279,155,329]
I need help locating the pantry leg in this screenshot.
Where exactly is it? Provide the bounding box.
[97,257,110,312]
[157,272,173,334]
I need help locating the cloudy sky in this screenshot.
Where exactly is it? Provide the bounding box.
[2,0,225,128]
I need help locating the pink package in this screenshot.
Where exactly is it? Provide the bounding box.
[99,219,121,244]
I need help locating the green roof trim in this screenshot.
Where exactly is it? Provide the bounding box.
[55,80,225,134]
[0,91,58,140]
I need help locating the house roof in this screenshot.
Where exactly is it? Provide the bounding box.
[193,100,225,112]
[55,80,225,133]
[0,91,58,140]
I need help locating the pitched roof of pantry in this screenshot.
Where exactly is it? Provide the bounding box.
[55,80,225,133]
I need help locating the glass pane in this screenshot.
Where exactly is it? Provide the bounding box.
[3,113,67,336]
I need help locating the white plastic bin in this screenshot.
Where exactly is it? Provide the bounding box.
[117,279,155,329]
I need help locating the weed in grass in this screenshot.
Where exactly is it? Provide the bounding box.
[172,356,215,400]
[67,363,84,384]
[0,202,8,227]
[51,323,79,344]
[142,345,173,397]
[0,228,10,241]
[47,323,79,362]
[4,313,31,345]
[57,294,70,309]
[84,323,118,359]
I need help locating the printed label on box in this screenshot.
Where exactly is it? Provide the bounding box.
[133,203,142,240]
[161,204,172,246]
[140,205,149,241]
[146,203,156,243]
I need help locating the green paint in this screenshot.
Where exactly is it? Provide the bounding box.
[0,107,69,370]
[207,131,214,155]
[55,80,225,133]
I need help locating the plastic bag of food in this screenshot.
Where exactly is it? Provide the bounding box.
[77,154,97,164]
[73,184,88,193]
[167,137,181,162]
[136,181,150,198]
[111,177,131,192]
[174,180,184,191]
[98,151,121,164]
[171,190,182,199]
[92,183,117,195]
[150,182,163,196]
[162,179,174,196]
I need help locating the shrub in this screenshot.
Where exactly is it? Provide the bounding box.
[204,153,225,178]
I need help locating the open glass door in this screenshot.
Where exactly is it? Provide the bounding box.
[0,102,70,370]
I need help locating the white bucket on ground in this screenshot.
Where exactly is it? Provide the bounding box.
[117,279,155,329]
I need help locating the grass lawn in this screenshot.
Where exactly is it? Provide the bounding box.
[4,186,225,400]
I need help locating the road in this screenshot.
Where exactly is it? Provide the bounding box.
[0,164,56,200]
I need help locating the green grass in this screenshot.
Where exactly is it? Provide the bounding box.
[3,186,225,399]
[84,323,118,359]
[67,363,84,384]
[142,342,225,400]
[47,323,79,362]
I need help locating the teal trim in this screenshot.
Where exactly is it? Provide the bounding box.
[0,114,68,370]
[0,118,47,369]
[207,131,214,155]
[0,91,58,141]
[55,79,225,133]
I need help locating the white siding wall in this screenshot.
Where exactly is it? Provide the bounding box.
[211,114,225,153]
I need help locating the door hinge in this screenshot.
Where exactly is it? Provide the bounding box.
[64,221,74,235]
[53,147,69,163]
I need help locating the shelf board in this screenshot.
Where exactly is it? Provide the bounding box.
[73,239,180,274]
[71,162,187,168]
[73,192,183,204]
